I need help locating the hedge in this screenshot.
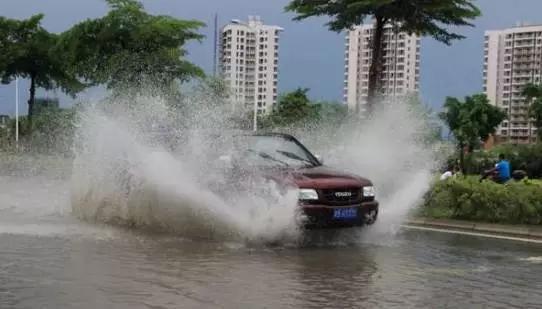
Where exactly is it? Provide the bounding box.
[420,176,542,225]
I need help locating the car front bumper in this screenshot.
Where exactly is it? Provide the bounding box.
[299,201,379,229]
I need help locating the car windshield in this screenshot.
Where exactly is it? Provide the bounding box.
[234,135,320,169]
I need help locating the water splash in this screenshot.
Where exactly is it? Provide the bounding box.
[69,90,443,245]
[298,100,445,241]
[70,95,301,244]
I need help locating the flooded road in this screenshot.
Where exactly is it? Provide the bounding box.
[1,175,542,309]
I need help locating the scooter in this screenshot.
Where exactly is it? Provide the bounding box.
[480,169,527,183]
[479,169,499,183]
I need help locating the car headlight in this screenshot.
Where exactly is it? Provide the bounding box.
[298,188,319,201]
[363,186,375,197]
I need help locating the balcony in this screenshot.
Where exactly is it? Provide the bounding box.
[513,71,533,78]
[511,80,531,86]
[515,64,537,70]
[514,42,535,49]
[510,116,528,122]
[510,132,532,137]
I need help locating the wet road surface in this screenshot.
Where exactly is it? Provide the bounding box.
[1,176,542,309]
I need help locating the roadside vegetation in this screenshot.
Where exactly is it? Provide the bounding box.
[420,176,542,225]
[439,94,506,174]
[421,86,542,225]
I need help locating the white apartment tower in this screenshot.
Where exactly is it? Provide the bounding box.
[219,16,283,115]
[344,24,420,114]
[484,24,542,144]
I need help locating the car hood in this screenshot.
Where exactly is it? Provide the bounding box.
[265,165,372,189]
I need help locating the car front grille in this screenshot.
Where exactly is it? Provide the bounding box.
[320,188,363,205]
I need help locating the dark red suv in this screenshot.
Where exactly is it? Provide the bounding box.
[218,133,379,229]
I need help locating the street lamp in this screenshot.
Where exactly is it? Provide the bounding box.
[15,77,19,144]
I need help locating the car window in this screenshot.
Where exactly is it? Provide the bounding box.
[236,135,318,168]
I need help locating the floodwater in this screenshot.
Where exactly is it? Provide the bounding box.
[1,175,542,309]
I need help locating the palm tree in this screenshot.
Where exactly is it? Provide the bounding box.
[286,0,480,114]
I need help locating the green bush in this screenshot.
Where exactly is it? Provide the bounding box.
[0,107,76,155]
[421,176,542,225]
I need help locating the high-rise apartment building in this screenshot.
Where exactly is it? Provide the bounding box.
[219,16,283,115]
[344,24,420,114]
[484,24,542,144]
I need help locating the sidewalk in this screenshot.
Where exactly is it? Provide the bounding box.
[406,217,542,240]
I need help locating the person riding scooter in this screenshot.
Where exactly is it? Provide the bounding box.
[480,154,511,184]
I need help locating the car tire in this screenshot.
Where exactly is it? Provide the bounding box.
[363,210,378,225]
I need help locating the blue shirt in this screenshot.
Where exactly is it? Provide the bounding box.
[496,160,511,182]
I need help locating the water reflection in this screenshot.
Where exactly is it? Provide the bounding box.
[2,227,542,309]
[288,246,378,309]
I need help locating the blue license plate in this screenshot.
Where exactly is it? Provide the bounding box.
[333,207,358,220]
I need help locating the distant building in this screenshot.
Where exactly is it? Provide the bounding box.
[219,16,283,115]
[344,23,420,115]
[484,23,542,144]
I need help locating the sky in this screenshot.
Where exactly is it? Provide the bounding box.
[1,0,542,116]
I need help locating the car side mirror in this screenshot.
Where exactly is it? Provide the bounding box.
[315,154,324,165]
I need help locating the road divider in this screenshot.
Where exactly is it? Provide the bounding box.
[405,217,542,240]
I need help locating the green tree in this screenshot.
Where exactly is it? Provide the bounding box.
[0,14,81,129]
[317,101,348,124]
[261,88,321,129]
[522,83,542,140]
[286,0,480,114]
[30,105,77,154]
[440,94,506,173]
[57,0,204,97]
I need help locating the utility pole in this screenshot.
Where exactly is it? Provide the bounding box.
[15,77,19,145]
[213,13,218,76]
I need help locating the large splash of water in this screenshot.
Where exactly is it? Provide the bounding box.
[69,89,444,244]
[70,95,301,243]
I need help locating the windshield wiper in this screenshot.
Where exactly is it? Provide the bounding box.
[275,150,315,167]
[247,149,289,167]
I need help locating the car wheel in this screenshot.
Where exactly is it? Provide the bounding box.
[364,210,378,225]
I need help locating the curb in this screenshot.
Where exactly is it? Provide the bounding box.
[406,218,542,240]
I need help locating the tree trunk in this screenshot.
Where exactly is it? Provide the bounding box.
[27,73,36,132]
[366,15,386,116]
[459,141,465,175]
